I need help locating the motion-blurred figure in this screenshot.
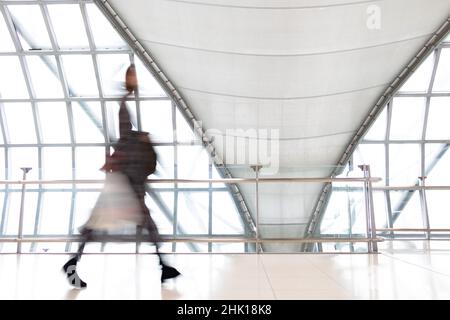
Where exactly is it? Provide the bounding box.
[62,64,180,289]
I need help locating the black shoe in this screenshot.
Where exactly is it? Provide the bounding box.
[161,264,181,282]
[62,258,87,289]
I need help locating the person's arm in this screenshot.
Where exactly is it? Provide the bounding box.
[120,64,137,138]
[119,94,132,139]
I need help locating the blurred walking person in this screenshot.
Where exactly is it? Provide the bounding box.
[62,64,180,288]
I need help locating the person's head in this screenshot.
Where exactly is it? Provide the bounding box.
[125,64,137,93]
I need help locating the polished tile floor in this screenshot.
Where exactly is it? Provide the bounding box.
[1,242,450,299]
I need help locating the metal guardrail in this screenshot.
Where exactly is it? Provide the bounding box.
[377,228,450,232]
[0,177,382,185]
[0,236,385,243]
[0,172,450,253]
[374,186,450,191]
[0,165,382,253]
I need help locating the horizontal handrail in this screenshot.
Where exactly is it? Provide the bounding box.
[0,177,382,185]
[0,236,384,243]
[374,186,450,191]
[377,228,450,232]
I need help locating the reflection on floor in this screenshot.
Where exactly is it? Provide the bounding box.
[1,241,450,299]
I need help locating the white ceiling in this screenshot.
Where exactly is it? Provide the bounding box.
[107,0,450,236]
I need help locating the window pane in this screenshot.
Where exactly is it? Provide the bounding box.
[21,192,38,236]
[75,147,105,180]
[8,5,52,50]
[0,195,5,235]
[3,103,36,144]
[150,146,174,189]
[0,57,29,99]
[145,192,173,235]
[134,56,166,97]
[398,54,434,93]
[177,146,209,188]
[41,147,72,180]
[17,32,31,51]
[389,97,425,140]
[389,144,421,185]
[38,192,71,235]
[391,191,423,229]
[61,55,98,97]
[425,144,450,185]
[97,54,130,96]
[140,100,173,142]
[354,144,386,184]
[426,97,450,140]
[372,191,389,229]
[8,147,38,180]
[177,192,208,235]
[320,191,351,234]
[212,243,245,253]
[0,148,5,181]
[3,193,17,236]
[363,108,386,141]
[346,188,367,234]
[212,192,244,234]
[426,190,450,228]
[26,56,64,98]
[102,242,136,253]
[72,101,104,143]
[31,242,67,254]
[351,190,370,234]
[0,14,15,52]
[37,102,70,143]
[433,48,450,92]
[73,192,99,234]
[85,3,126,49]
[174,242,208,253]
[47,4,89,50]
[154,146,174,179]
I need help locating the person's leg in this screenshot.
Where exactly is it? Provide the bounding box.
[140,206,180,282]
[141,209,164,265]
[62,228,93,288]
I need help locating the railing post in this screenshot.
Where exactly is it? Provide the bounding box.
[366,166,378,253]
[251,165,262,253]
[359,164,377,253]
[359,165,372,253]
[136,226,142,254]
[17,167,32,254]
[419,176,431,240]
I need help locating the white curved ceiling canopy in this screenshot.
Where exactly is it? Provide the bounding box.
[106,0,450,242]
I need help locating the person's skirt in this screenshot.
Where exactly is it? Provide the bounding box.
[84,172,144,231]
